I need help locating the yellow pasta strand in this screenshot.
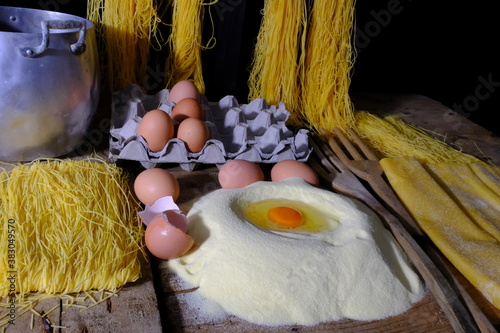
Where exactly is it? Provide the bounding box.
[247,0,355,130]
[85,0,486,164]
[0,157,144,326]
[354,111,483,164]
[166,0,218,93]
[248,0,307,125]
[87,0,164,93]
[300,0,356,132]
[246,0,483,163]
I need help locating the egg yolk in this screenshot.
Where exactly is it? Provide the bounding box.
[267,206,303,228]
[244,199,338,233]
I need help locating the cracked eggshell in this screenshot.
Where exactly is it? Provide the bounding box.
[139,196,186,228]
[145,214,194,260]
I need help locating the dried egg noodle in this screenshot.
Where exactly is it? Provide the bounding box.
[87,0,163,92]
[166,178,424,326]
[166,0,213,94]
[246,0,484,164]
[354,111,483,164]
[0,158,144,319]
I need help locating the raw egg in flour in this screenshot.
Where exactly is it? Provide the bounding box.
[244,199,338,233]
[267,206,303,228]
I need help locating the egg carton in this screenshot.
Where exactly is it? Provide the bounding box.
[109,84,311,171]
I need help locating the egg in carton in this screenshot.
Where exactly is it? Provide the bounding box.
[109,85,226,170]
[109,84,311,171]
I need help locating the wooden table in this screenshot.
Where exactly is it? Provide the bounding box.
[1,94,499,332]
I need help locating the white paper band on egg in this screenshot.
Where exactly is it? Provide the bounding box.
[138,196,188,233]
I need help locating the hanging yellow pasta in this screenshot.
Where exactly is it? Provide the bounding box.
[300,0,356,132]
[248,0,307,125]
[87,0,164,92]
[166,0,218,93]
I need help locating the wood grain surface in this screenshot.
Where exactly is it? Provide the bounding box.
[1,94,499,332]
[1,256,162,333]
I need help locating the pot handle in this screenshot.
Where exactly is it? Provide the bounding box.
[19,20,87,58]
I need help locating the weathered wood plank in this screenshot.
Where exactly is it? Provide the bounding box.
[160,269,455,332]
[1,298,61,332]
[58,255,162,333]
[1,256,161,333]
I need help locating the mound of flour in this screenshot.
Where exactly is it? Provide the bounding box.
[166,178,424,326]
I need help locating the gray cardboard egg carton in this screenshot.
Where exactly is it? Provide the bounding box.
[109,84,311,171]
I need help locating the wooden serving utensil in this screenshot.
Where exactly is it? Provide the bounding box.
[308,131,483,333]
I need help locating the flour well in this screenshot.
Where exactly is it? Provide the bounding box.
[166,178,424,326]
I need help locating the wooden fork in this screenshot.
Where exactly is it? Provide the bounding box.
[318,128,496,333]
[325,127,424,237]
[308,132,480,333]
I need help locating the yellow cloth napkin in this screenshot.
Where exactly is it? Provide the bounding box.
[380,157,500,310]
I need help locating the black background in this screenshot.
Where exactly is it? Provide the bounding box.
[3,0,499,135]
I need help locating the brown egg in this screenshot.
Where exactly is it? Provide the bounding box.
[270,159,319,186]
[171,97,204,122]
[145,214,194,260]
[176,118,210,153]
[218,160,264,189]
[134,168,180,205]
[168,80,200,104]
[136,109,174,152]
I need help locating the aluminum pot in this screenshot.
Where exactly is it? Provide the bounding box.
[0,6,100,161]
